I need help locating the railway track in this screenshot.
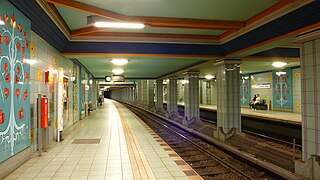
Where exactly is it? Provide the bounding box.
[124,103,278,180]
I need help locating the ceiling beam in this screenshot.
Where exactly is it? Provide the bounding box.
[47,0,244,30]
[73,32,220,40]
[46,0,128,21]
[71,26,109,36]
[131,16,244,30]
[245,0,295,25]
[47,2,71,33]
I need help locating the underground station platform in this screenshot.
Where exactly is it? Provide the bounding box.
[1,0,320,179]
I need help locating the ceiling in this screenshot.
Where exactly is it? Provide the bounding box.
[70,55,206,78]
[186,57,300,79]
[35,0,310,79]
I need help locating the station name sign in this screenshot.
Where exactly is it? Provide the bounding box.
[251,83,271,89]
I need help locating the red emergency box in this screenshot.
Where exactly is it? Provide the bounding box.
[37,97,48,128]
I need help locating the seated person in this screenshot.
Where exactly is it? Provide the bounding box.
[253,94,261,110]
[249,94,256,109]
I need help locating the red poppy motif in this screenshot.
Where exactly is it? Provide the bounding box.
[16,89,20,98]
[4,63,8,72]
[5,36,9,45]
[25,39,28,48]
[284,96,287,100]
[4,88,9,98]
[15,75,19,84]
[0,47,2,54]
[16,42,21,51]
[18,24,22,32]
[0,34,2,44]
[10,13,16,27]
[25,72,29,82]
[23,89,28,100]
[19,108,24,119]
[17,66,20,74]
[5,74,10,83]
[0,110,5,124]
[4,13,9,22]
[22,46,25,54]
[24,32,26,38]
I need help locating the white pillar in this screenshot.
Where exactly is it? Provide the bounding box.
[147,80,155,108]
[155,80,163,111]
[214,59,241,141]
[167,76,178,115]
[183,71,200,126]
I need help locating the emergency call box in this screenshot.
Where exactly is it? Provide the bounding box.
[37,97,49,128]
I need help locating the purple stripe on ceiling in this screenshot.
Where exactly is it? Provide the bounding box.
[302,44,308,160]
[313,40,319,155]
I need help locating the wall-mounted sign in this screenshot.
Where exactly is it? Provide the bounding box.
[251,83,271,89]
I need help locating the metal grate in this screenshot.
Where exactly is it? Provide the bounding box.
[72,139,101,144]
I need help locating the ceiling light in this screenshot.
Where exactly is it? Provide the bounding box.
[272,62,287,68]
[112,69,124,75]
[94,22,145,29]
[111,59,129,66]
[205,75,214,80]
[0,20,4,25]
[240,70,243,73]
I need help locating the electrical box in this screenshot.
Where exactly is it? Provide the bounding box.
[37,97,48,128]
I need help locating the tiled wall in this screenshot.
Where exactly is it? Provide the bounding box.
[250,72,273,105]
[292,68,301,113]
[29,31,74,152]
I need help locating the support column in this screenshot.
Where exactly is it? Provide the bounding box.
[137,80,143,104]
[214,59,242,141]
[142,80,148,106]
[167,76,178,115]
[147,80,155,109]
[183,71,200,126]
[155,80,164,111]
[295,31,320,179]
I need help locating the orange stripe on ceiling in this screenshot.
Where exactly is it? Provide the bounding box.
[219,30,237,39]
[246,0,294,25]
[226,22,320,57]
[46,0,244,30]
[74,32,220,40]
[245,56,300,61]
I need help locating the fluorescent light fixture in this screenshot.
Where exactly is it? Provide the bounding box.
[94,22,145,29]
[205,75,214,80]
[276,71,287,76]
[0,20,4,25]
[25,59,37,65]
[111,59,128,65]
[272,62,287,68]
[112,69,124,75]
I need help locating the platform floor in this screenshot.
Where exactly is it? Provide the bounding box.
[199,104,301,124]
[5,100,200,180]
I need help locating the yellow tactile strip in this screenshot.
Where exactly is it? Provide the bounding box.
[117,107,156,179]
[116,104,202,179]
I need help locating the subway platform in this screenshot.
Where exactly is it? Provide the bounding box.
[170,102,301,125]
[4,99,200,180]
